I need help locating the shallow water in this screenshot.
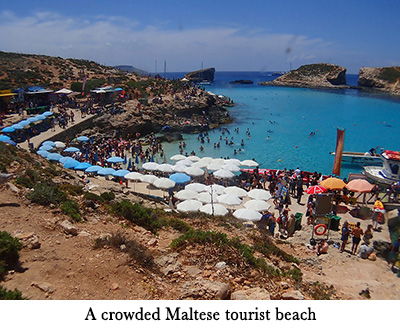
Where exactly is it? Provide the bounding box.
[160,72,400,179]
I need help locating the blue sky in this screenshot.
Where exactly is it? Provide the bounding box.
[1,0,399,73]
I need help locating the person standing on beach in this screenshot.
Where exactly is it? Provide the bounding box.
[296,183,303,204]
[340,221,351,253]
[351,222,364,255]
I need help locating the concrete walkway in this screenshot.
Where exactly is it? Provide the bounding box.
[18,108,95,150]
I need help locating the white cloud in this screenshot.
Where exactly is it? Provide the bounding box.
[0,10,342,72]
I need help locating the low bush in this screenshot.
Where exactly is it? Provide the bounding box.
[109,200,166,234]
[27,181,66,206]
[94,233,155,269]
[83,192,104,202]
[60,184,83,197]
[0,231,22,275]
[167,217,192,233]
[60,200,82,222]
[0,286,25,300]
[100,191,115,202]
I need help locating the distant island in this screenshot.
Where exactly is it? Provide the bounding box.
[229,80,253,85]
[184,68,215,83]
[259,63,400,96]
[259,63,347,89]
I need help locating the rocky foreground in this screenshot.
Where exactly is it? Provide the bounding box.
[1,143,399,300]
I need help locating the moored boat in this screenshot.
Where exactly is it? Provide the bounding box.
[330,151,382,165]
[363,150,400,185]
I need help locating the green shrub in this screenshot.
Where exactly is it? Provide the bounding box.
[100,191,115,202]
[15,175,34,188]
[0,286,25,300]
[60,184,83,197]
[167,217,192,233]
[83,192,104,202]
[60,200,81,222]
[0,231,22,275]
[94,233,155,269]
[27,181,66,206]
[109,200,166,234]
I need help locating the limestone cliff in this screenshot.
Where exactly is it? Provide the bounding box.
[358,67,400,95]
[185,68,215,82]
[259,63,347,89]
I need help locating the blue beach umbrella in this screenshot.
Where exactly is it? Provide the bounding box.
[43,111,53,116]
[42,141,55,147]
[107,156,124,163]
[11,124,24,130]
[1,127,15,133]
[19,120,31,126]
[135,154,139,164]
[0,135,11,141]
[3,140,16,146]
[63,159,80,169]
[37,150,50,157]
[77,136,89,142]
[64,147,80,152]
[98,167,116,176]
[46,153,63,161]
[59,156,75,164]
[169,172,191,184]
[127,158,132,170]
[27,117,39,123]
[35,115,47,121]
[39,145,53,151]
[113,169,130,177]
[85,165,103,173]
[74,162,92,170]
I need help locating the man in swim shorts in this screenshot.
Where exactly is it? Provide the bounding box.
[351,222,364,255]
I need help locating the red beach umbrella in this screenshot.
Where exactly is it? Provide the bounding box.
[305,185,328,195]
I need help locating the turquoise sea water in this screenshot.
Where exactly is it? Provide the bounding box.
[160,72,400,179]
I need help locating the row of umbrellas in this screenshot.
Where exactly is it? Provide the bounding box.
[306,177,375,194]
[1,111,54,133]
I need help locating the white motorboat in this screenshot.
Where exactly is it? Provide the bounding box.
[363,150,400,185]
[330,151,382,165]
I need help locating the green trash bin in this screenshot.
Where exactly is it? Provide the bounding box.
[329,215,341,231]
[294,212,303,231]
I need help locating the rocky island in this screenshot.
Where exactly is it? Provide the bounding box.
[184,68,215,83]
[358,66,400,95]
[259,63,347,89]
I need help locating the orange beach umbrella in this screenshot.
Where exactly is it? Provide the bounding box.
[320,177,346,190]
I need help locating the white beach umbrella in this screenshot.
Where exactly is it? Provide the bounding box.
[157,163,174,173]
[187,155,201,162]
[54,141,66,148]
[172,164,187,172]
[224,186,248,198]
[200,204,229,216]
[221,163,241,172]
[201,157,214,163]
[170,154,186,161]
[153,178,175,189]
[213,169,235,179]
[140,174,159,184]
[192,159,211,168]
[125,172,143,180]
[175,189,199,201]
[244,199,272,212]
[184,166,205,177]
[204,184,226,195]
[224,158,241,166]
[142,162,159,171]
[233,209,262,222]
[177,199,202,213]
[176,159,193,166]
[207,162,223,171]
[241,159,259,167]
[185,182,207,192]
[212,158,225,165]
[197,191,219,204]
[217,194,242,206]
[247,189,272,201]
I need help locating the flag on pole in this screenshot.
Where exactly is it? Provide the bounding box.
[127,158,132,170]
[332,128,345,176]
[82,76,87,95]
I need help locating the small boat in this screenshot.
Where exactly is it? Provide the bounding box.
[363,150,400,185]
[330,151,382,166]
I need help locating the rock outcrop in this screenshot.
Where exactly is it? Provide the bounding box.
[259,63,347,89]
[358,67,400,95]
[185,68,215,82]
